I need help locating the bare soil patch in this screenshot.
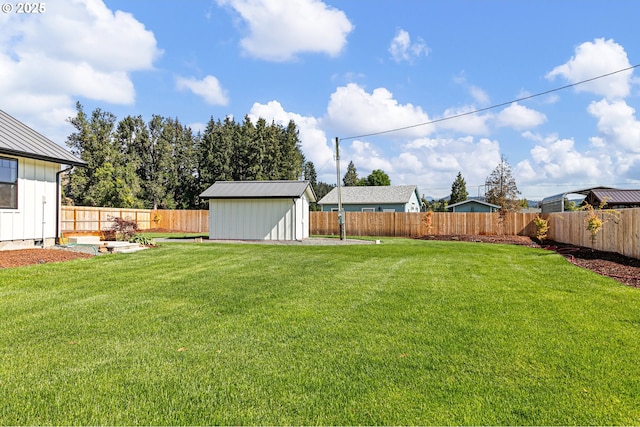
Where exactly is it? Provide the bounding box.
[417,235,640,289]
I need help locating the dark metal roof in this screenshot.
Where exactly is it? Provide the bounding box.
[0,109,86,167]
[318,185,419,205]
[587,189,640,206]
[200,180,316,201]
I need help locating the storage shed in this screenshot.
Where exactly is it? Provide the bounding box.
[200,180,316,241]
[0,110,86,250]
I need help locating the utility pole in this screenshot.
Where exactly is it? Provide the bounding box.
[335,137,345,240]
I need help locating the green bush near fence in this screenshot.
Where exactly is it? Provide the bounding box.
[1,239,639,425]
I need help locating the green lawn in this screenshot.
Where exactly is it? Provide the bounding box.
[1,239,639,425]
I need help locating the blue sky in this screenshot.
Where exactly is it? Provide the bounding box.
[2,1,640,200]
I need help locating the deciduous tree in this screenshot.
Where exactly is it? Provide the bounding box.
[485,155,520,211]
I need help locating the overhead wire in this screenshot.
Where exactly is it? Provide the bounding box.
[339,64,640,141]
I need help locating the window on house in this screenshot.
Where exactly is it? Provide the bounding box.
[0,157,18,209]
[361,208,375,212]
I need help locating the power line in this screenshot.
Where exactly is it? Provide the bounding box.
[339,64,640,141]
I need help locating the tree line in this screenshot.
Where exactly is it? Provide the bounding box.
[64,103,323,209]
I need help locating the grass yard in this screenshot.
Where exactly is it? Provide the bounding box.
[1,239,639,425]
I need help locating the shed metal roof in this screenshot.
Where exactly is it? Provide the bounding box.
[200,180,316,201]
[318,185,419,205]
[587,189,640,205]
[0,109,86,167]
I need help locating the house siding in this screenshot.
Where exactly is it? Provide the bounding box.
[0,156,59,247]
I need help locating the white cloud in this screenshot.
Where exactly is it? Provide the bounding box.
[519,134,609,186]
[248,100,334,172]
[546,38,633,100]
[437,106,491,135]
[389,29,429,63]
[348,140,393,174]
[469,86,490,106]
[326,83,432,137]
[401,136,502,197]
[217,0,353,62]
[0,0,161,140]
[495,102,546,130]
[587,99,640,153]
[176,75,229,105]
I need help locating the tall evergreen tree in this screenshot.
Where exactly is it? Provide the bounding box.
[133,115,175,209]
[165,117,198,209]
[343,161,358,186]
[65,102,125,207]
[279,120,304,180]
[485,155,521,211]
[449,171,468,204]
[198,117,234,193]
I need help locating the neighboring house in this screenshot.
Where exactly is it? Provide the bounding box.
[317,185,422,212]
[199,180,316,241]
[584,189,640,209]
[446,199,501,213]
[0,110,86,250]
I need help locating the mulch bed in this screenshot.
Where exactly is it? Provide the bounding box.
[417,235,640,289]
[0,248,94,268]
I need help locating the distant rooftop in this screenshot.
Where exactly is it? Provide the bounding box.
[318,185,419,205]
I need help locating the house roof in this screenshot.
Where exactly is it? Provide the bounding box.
[318,185,419,205]
[447,199,501,210]
[0,109,86,167]
[586,189,640,206]
[200,180,316,201]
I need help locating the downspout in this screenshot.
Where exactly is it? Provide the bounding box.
[56,165,74,245]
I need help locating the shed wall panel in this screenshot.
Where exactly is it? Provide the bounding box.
[209,198,298,240]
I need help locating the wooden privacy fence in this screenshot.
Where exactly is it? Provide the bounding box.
[546,208,640,260]
[60,206,640,259]
[61,206,208,233]
[310,211,539,238]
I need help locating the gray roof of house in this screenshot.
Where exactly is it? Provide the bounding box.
[0,109,86,167]
[200,180,316,201]
[588,189,640,205]
[318,185,419,205]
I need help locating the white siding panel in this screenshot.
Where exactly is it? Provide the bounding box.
[209,198,297,240]
[0,156,59,242]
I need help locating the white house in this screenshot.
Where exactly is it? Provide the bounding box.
[0,110,86,250]
[199,180,316,241]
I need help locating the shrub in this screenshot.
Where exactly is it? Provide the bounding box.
[129,234,155,246]
[107,216,139,241]
[533,215,549,243]
[580,200,620,245]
